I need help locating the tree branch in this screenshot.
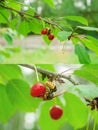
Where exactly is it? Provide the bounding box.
[0,3,63,31]
[19,64,80,85]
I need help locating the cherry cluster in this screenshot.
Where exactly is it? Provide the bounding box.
[41,28,55,40]
[30,82,63,120]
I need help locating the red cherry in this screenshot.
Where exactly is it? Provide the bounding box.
[49,105,63,120]
[48,34,54,40]
[41,28,48,35]
[30,82,46,97]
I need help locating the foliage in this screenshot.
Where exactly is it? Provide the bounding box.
[74,65,98,85]
[75,44,91,64]
[0,0,98,63]
[0,64,98,130]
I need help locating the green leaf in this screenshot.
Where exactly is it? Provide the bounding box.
[25,7,36,16]
[77,26,98,32]
[0,84,14,123]
[64,92,88,129]
[74,85,98,99]
[9,18,19,29]
[71,37,79,44]
[18,20,31,36]
[6,79,41,112]
[39,97,66,130]
[86,36,98,47]
[75,44,91,64]
[65,16,88,26]
[3,32,13,45]
[57,31,71,41]
[74,65,98,85]
[43,0,55,7]
[42,35,51,45]
[0,65,23,81]
[80,37,98,55]
[0,8,10,24]
[7,2,21,13]
[52,27,61,37]
[30,19,43,34]
[60,20,73,30]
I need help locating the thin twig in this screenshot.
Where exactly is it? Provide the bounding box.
[53,90,67,98]
[19,64,80,85]
[68,27,78,40]
[59,67,79,75]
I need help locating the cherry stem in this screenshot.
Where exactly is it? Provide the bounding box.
[33,64,39,82]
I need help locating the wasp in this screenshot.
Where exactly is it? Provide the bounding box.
[43,90,54,100]
[43,81,57,100]
[47,29,51,36]
[45,81,57,92]
[85,97,98,110]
